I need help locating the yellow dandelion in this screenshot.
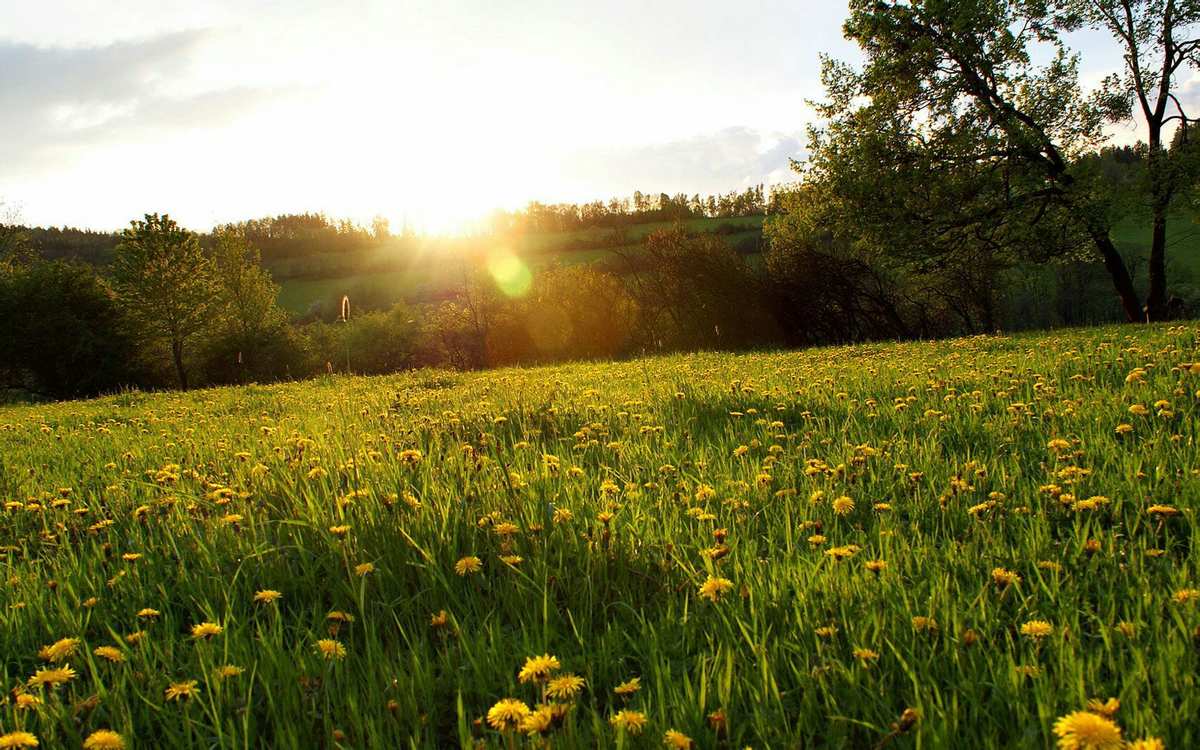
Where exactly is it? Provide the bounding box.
[214,665,245,679]
[1020,620,1053,639]
[137,608,161,619]
[663,729,694,749]
[315,639,346,660]
[354,562,375,577]
[832,496,855,515]
[27,665,77,688]
[38,637,79,663]
[82,730,125,750]
[545,674,585,700]
[93,646,125,663]
[610,709,648,735]
[254,589,282,604]
[455,556,482,576]
[1052,710,1123,750]
[486,698,531,731]
[191,622,223,639]
[0,731,39,749]
[613,676,641,696]
[698,575,734,602]
[165,680,199,702]
[520,705,555,735]
[517,654,561,684]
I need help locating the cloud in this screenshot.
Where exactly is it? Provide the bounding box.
[0,31,290,175]
[559,127,806,198]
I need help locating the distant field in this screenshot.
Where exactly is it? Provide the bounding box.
[1,323,1197,747]
[274,217,766,314]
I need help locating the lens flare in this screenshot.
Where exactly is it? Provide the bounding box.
[487,250,532,297]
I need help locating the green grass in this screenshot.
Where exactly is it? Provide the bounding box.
[1,324,1198,748]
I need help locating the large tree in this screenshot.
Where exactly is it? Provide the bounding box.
[798,0,1198,322]
[112,214,217,389]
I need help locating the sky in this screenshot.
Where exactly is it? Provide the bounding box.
[0,0,1147,233]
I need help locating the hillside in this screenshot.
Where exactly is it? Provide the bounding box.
[1,323,1197,747]
[272,215,765,315]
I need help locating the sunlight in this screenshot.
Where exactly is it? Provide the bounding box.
[486,249,532,297]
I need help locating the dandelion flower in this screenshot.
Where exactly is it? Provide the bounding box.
[610,709,648,735]
[165,680,198,702]
[832,496,855,515]
[663,729,694,749]
[82,730,125,750]
[214,665,244,679]
[698,575,734,602]
[454,556,482,576]
[613,676,641,696]
[315,639,346,660]
[27,665,77,688]
[1052,710,1122,750]
[191,622,223,639]
[1085,698,1119,718]
[93,646,125,663]
[517,654,560,684]
[37,637,79,663]
[137,608,160,619]
[1127,739,1165,750]
[0,731,39,749]
[546,674,585,700]
[254,590,282,604]
[486,698,531,731]
[354,562,375,577]
[1020,620,1053,639]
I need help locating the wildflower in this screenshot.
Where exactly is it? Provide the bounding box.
[832,496,855,515]
[0,731,39,749]
[214,665,244,679]
[1147,504,1179,517]
[545,674,585,700]
[326,610,355,624]
[499,555,523,566]
[517,654,560,684]
[430,610,450,628]
[82,730,125,750]
[494,522,520,536]
[865,559,887,573]
[613,676,641,696]
[1115,423,1134,435]
[1052,710,1122,750]
[1127,739,1165,750]
[315,639,346,660]
[663,730,694,749]
[553,507,573,524]
[93,646,125,663]
[191,622,223,639]
[992,568,1021,587]
[1173,588,1200,604]
[698,575,734,602]
[853,647,879,662]
[1020,620,1053,639]
[27,665,77,688]
[814,625,838,639]
[38,637,79,663]
[487,698,531,731]
[825,544,860,560]
[610,709,648,735]
[1085,698,1119,718]
[254,589,282,604]
[165,680,199,701]
[520,705,555,735]
[137,608,161,618]
[13,692,41,710]
[329,525,351,538]
[354,562,375,577]
[911,616,938,632]
[454,556,482,576]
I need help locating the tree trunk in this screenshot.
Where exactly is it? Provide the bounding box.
[1146,209,1168,320]
[172,339,189,390]
[1090,230,1144,322]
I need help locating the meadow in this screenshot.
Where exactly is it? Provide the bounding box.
[1,324,1198,748]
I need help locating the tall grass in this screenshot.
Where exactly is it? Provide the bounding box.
[0,323,1197,748]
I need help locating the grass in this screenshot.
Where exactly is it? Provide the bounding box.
[1,323,1198,748]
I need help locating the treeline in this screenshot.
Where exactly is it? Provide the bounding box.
[489,185,780,233]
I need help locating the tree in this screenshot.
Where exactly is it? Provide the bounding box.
[201,230,300,383]
[800,0,1181,323]
[0,200,34,272]
[1055,0,1200,319]
[0,261,139,398]
[112,214,217,389]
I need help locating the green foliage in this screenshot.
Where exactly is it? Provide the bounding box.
[112,214,219,389]
[0,261,140,398]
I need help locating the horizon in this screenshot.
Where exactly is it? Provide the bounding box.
[0,2,1157,235]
